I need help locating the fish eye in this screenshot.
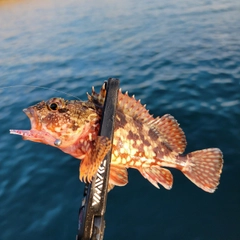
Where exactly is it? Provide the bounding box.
[49,103,58,111]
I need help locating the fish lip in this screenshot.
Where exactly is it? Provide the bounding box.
[23,107,41,130]
[23,108,30,116]
[23,108,33,118]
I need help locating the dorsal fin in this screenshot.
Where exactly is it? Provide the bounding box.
[88,85,154,123]
[87,83,107,106]
[148,114,187,154]
[117,90,154,123]
[88,86,187,153]
[117,91,187,153]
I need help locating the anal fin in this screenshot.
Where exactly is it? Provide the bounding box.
[108,164,128,191]
[140,166,173,190]
[79,136,111,183]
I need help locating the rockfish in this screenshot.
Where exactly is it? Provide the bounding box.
[10,84,223,192]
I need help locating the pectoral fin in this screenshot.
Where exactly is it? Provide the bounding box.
[79,136,111,183]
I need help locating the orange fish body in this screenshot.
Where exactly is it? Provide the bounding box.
[10,84,223,193]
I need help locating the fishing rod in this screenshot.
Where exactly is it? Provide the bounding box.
[76,78,119,240]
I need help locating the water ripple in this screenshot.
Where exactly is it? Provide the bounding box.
[1,0,240,239]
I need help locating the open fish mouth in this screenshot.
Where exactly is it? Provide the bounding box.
[10,107,43,141]
[10,106,60,146]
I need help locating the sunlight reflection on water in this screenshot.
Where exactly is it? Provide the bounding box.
[0,0,240,239]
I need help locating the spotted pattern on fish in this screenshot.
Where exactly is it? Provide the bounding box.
[10,83,223,193]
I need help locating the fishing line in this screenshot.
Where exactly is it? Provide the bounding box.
[0,84,82,100]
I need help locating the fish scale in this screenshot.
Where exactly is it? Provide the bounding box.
[10,83,223,193]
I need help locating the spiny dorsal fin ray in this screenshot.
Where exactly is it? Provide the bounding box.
[90,83,107,106]
[89,85,186,153]
[118,90,187,153]
[117,90,153,123]
[89,85,153,123]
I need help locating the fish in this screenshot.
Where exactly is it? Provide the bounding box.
[10,84,223,193]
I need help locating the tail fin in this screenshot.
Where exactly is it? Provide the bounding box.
[182,148,223,193]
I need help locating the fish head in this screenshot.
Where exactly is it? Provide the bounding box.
[10,97,100,148]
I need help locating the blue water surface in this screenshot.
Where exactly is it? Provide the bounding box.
[0,0,240,239]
